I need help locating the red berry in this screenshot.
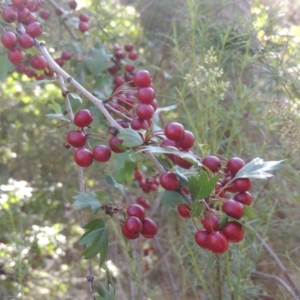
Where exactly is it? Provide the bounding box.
[116,119,128,128]
[12,0,26,9]
[214,182,226,198]
[79,21,88,32]
[222,176,238,193]
[114,50,125,60]
[150,99,157,111]
[74,109,93,127]
[133,70,152,87]
[67,130,87,148]
[18,33,34,49]
[195,230,210,249]
[175,130,195,149]
[136,196,150,209]
[79,13,89,22]
[202,214,220,233]
[136,103,154,120]
[1,31,17,49]
[233,192,252,206]
[159,172,180,191]
[134,171,143,180]
[124,44,133,52]
[69,0,77,9]
[109,135,124,153]
[113,76,125,87]
[164,122,185,141]
[55,7,63,15]
[207,232,228,254]
[74,148,93,167]
[2,7,18,23]
[131,117,149,130]
[177,204,191,218]
[92,145,111,162]
[202,155,221,173]
[7,48,24,64]
[137,87,155,104]
[222,199,244,219]
[17,8,30,22]
[125,64,134,73]
[222,221,244,243]
[39,9,50,20]
[30,55,47,70]
[123,216,143,237]
[128,50,138,60]
[26,22,43,38]
[55,57,64,67]
[122,223,138,240]
[226,157,245,176]
[127,204,145,220]
[234,178,251,192]
[23,12,36,25]
[141,218,158,238]
[61,51,72,60]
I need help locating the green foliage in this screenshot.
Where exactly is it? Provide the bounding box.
[117,128,144,147]
[161,190,185,206]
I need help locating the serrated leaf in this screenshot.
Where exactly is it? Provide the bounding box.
[72,192,101,214]
[161,191,185,206]
[0,53,14,81]
[190,201,204,218]
[24,79,56,88]
[188,176,199,199]
[117,128,143,147]
[243,205,256,219]
[234,157,284,179]
[218,212,228,228]
[46,113,70,122]
[99,228,108,267]
[69,92,82,103]
[104,175,125,197]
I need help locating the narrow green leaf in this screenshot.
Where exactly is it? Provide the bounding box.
[190,201,204,218]
[24,79,56,88]
[46,113,70,122]
[243,205,256,219]
[69,92,82,103]
[161,191,185,206]
[218,212,228,228]
[118,128,144,147]
[99,228,108,267]
[72,192,101,214]
[104,175,125,197]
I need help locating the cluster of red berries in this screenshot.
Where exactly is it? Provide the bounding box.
[134,168,159,194]
[136,196,151,209]
[122,204,157,239]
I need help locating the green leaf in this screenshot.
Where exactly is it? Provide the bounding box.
[117,128,143,147]
[218,212,228,228]
[46,113,70,122]
[154,105,178,114]
[99,228,108,267]
[243,205,256,219]
[69,92,82,103]
[153,155,174,169]
[187,172,219,199]
[24,79,56,88]
[234,157,284,179]
[83,218,105,231]
[190,201,204,218]
[161,191,185,206]
[97,282,108,298]
[80,228,105,246]
[175,171,189,187]
[72,192,101,214]
[0,53,14,82]
[49,102,62,114]
[104,175,125,197]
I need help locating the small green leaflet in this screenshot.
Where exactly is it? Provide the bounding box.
[117,128,144,147]
[24,79,56,88]
[97,282,115,300]
[234,157,284,179]
[190,201,204,218]
[218,212,228,228]
[161,191,185,206]
[72,192,102,214]
[104,175,125,197]
[79,219,108,263]
[243,205,256,219]
[69,92,82,103]
[46,102,70,122]
[188,172,219,199]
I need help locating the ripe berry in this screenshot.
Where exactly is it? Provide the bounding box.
[201,214,220,233]
[234,178,251,192]
[26,22,43,38]
[92,145,111,162]
[207,231,228,254]
[17,8,30,22]
[128,50,138,60]
[69,0,78,9]
[127,204,145,220]
[150,99,157,111]
[164,122,185,141]
[159,172,180,191]
[137,87,155,104]
[39,9,51,20]
[7,48,24,64]
[2,7,18,23]
[134,171,143,180]
[141,218,158,238]
[74,148,93,167]
[79,13,89,22]
[113,76,125,87]
[202,155,221,173]
[125,64,134,73]
[30,55,47,70]
[175,130,195,149]
[131,117,149,130]
[1,31,17,49]
[214,182,226,198]
[233,191,252,206]
[222,176,238,193]
[136,196,150,209]
[23,12,36,25]
[109,135,124,153]
[136,103,154,120]
[79,21,88,32]
[114,50,125,59]
[18,33,34,49]
[55,7,63,15]
[222,199,244,219]
[12,0,26,9]
[177,204,191,218]
[133,70,152,87]
[174,152,193,169]
[222,221,244,243]
[124,44,133,52]
[195,230,210,249]
[123,216,143,238]
[226,157,245,176]
[55,57,64,67]
[122,223,138,240]
[74,109,93,127]
[116,119,128,128]
[67,130,87,148]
